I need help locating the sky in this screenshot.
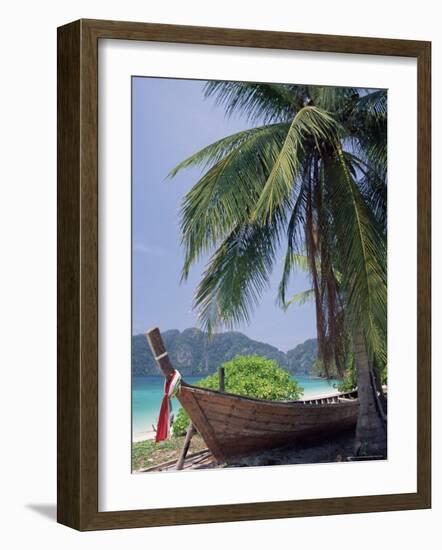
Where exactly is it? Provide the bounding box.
[132,77,316,352]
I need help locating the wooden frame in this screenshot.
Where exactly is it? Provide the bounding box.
[57,18,431,531]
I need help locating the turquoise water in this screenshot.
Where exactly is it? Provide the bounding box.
[132,375,339,438]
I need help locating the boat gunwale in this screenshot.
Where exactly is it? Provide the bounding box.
[179,381,358,408]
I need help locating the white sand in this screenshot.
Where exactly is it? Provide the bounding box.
[302,389,341,400]
[133,430,156,443]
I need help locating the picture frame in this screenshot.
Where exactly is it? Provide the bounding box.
[57,18,431,531]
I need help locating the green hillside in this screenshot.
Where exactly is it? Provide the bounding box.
[132,328,318,377]
[286,338,319,375]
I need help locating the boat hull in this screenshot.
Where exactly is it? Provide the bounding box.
[177,383,359,461]
[145,328,359,462]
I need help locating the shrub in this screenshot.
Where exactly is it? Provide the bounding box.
[172,355,303,436]
[334,353,387,393]
[335,353,357,392]
[335,372,357,393]
[171,407,192,437]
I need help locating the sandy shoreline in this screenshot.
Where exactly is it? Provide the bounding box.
[301,389,340,400]
[133,430,156,443]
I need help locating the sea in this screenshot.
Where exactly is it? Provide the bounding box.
[132,375,340,439]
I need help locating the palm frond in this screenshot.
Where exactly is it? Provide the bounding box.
[169,123,286,177]
[354,89,387,120]
[343,151,387,230]
[193,219,282,335]
[352,134,387,182]
[203,81,304,124]
[326,149,387,364]
[253,106,341,222]
[307,86,359,113]
[282,288,314,310]
[277,178,308,307]
[346,90,387,183]
[175,124,290,278]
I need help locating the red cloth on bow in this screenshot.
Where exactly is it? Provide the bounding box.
[155,376,173,443]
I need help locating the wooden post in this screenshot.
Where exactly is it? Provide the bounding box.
[146,327,175,380]
[218,366,225,392]
[176,423,196,470]
[175,366,224,470]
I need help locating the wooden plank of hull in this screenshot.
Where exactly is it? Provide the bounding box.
[196,392,356,427]
[177,384,358,461]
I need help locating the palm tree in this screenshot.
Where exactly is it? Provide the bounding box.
[170,82,387,455]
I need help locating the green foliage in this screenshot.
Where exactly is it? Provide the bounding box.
[200,355,303,400]
[328,149,387,366]
[171,408,193,438]
[282,288,314,310]
[172,355,303,436]
[333,348,356,392]
[334,352,388,393]
[132,434,206,471]
[336,374,357,393]
[313,358,339,379]
[203,81,305,124]
[172,123,290,287]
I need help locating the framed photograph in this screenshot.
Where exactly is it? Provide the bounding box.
[57,19,431,530]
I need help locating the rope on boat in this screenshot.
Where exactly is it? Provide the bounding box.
[167,369,182,397]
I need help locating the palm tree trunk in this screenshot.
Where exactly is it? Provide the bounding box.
[372,361,388,415]
[353,327,387,456]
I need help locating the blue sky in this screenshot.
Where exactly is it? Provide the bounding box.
[132,77,316,352]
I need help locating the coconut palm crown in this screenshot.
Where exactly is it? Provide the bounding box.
[170,82,387,385]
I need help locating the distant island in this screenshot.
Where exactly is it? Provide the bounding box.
[132,328,318,377]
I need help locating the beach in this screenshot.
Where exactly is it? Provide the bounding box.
[133,430,156,442]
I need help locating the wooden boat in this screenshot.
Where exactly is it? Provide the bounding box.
[146,328,359,461]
